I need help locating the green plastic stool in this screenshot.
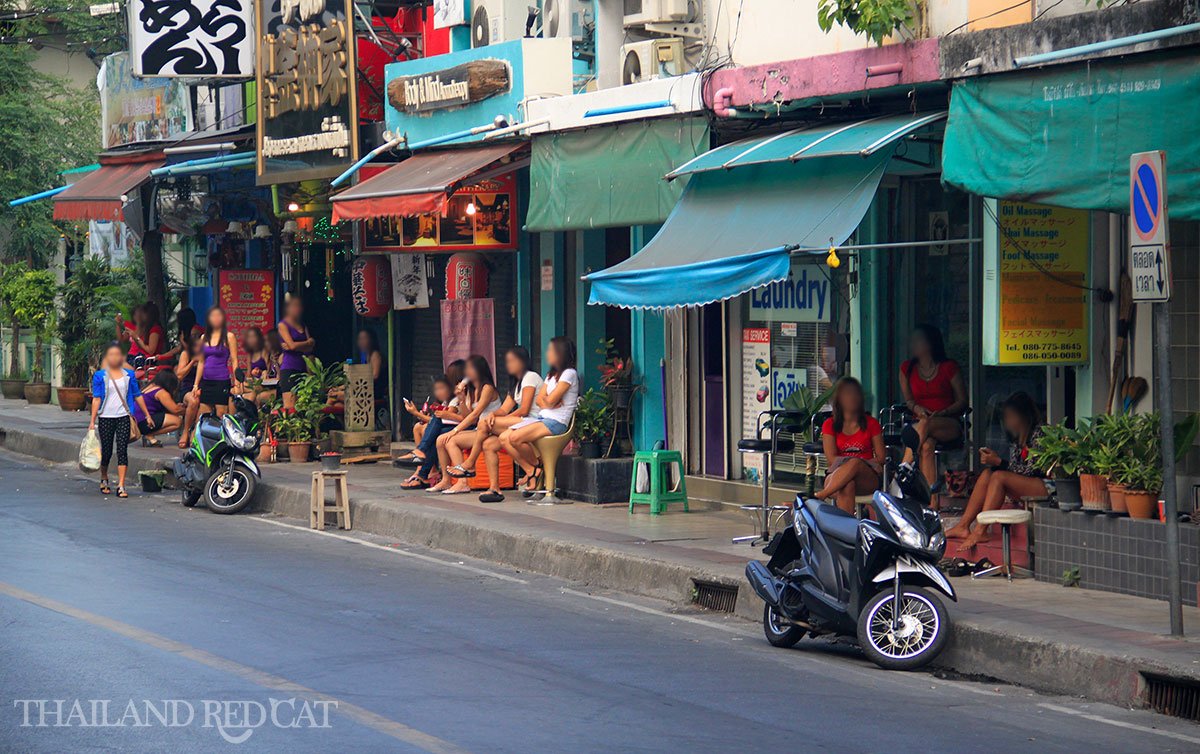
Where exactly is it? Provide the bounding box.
[629,450,688,515]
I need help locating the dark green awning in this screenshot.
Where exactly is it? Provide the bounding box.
[943,51,1200,219]
[526,117,710,232]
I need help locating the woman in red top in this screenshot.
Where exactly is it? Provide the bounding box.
[117,302,164,360]
[899,324,967,492]
[815,378,886,514]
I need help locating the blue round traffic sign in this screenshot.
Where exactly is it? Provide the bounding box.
[1132,162,1159,237]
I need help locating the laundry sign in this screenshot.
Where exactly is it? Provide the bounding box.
[387,60,510,114]
[749,262,830,323]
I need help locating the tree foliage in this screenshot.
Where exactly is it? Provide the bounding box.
[816,0,917,46]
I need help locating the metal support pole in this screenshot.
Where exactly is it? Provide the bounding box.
[1154,301,1184,636]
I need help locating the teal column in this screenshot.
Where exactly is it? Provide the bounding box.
[539,232,565,351]
[515,175,533,351]
[576,230,607,391]
[852,195,888,408]
[630,225,666,451]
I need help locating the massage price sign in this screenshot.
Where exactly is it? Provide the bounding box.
[984,201,1090,366]
[218,270,275,367]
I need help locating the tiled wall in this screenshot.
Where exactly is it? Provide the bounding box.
[1034,507,1200,606]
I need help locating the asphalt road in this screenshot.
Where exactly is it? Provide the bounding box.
[2,450,1198,753]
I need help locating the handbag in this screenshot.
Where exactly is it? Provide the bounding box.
[108,374,141,441]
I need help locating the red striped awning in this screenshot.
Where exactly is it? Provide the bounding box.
[331,142,525,223]
[53,153,163,222]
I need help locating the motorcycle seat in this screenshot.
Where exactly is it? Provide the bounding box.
[803,497,860,544]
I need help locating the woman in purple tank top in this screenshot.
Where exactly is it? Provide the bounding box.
[277,297,314,410]
[190,306,240,417]
[133,371,184,446]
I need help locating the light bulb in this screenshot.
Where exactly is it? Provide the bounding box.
[287,202,300,212]
[466,203,477,216]
[826,246,841,268]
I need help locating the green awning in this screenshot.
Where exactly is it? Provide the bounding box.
[526,117,710,232]
[667,112,946,179]
[943,51,1200,219]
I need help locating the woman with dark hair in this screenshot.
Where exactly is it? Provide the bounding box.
[399,360,468,488]
[445,346,543,502]
[158,306,201,365]
[189,306,240,418]
[356,328,386,400]
[501,337,579,493]
[117,302,164,363]
[237,327,267,399]
[133,370,184,446]
[813,377,886,514]
[90,342,154,498]
[899,324,967,491]
[175,335,203,448]
[429,355,500,494]
[277,297,315,410]
[946,392,1049,550]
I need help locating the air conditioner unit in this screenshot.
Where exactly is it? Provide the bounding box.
[470,0,532,48]
[541,0,590,40]
[620,38,684,85]
[623,0,692,27]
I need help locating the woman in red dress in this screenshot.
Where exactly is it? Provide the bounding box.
[898,324,968,495]
[814,378,886,514]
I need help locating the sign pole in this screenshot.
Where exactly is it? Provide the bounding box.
[1154,302,1184,636]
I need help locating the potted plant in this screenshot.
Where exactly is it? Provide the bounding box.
[781,384,837,494]
[295,357,345,455]
[1093,413,1143,515]
[0,264,28,399]
[258,397,281,463]
[56,257,113,410]
[272,407,315,463]
[1028,419,1092,510]
[596,338,635,409]
[1116,414,1162,520]
[8,270,59,404]
[138,469,168,493]
[574,389,612,459]
[320,451,343,472]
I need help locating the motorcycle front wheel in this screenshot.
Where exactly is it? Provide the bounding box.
[763,604,806,648]
[204,465,257,515]
[857,586,949,670]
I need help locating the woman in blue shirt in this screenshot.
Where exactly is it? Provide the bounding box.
[90,342,154,498]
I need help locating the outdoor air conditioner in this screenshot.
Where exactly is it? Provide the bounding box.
[541,0,591,40]
[620,38,684,85]
[470,0,533,48]
[623,0,693,27]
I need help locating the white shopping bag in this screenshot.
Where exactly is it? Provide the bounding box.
[78,429,101,472]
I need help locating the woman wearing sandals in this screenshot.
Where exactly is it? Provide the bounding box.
[428,355,501,494]
[398,361,466,489]
[189,306,241,420]
[500,337,579,496]
[441,346,541,502]
[132,371,184,447]
[90,342,155,498]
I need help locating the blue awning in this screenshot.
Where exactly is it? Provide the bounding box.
[584,112,946,310]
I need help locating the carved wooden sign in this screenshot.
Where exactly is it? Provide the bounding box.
[387,59,511,115]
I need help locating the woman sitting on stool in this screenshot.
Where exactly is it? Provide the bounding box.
[945,391,1047,551]
[814,377,886,515]
[899,324,967,497]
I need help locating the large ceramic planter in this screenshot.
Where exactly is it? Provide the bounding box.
[1106,482,1128,515]
[1,378,28,400]
[57,386,89,411]
[1079,473,1111,511]
[1055,477,1082,511]
[287,442,311,464]
[23,381,51,405]
[258,443,275,464]
[1125,491,1158,519]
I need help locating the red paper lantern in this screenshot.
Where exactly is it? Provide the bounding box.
[445,252,489,300]
[351,256,392,318]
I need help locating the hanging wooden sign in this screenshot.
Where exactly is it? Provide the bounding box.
[387,59,511,114]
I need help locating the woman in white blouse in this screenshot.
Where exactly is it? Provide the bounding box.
[500,337,579,495]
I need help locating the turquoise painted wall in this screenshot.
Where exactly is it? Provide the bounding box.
[630,225,666,450]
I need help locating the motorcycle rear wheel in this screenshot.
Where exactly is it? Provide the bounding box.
[763,604,806,648]
[857,586,949,670]
[204,466,256,515]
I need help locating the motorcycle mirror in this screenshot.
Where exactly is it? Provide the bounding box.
[901,423,921,452]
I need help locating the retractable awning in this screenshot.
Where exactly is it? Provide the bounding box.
[52,153,163,222]
[331,142,526,223]
[585,112,945,309]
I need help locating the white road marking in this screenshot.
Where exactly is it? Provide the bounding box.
[249,516,529,584]
[1039,703,1200,745]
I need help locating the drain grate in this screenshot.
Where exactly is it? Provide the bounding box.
[692,580,738,613]
[1144,674,1200,722]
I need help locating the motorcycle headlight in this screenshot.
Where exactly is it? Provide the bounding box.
[877,494,927,550]
[222,415,256,451]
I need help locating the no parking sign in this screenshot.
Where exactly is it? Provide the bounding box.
[1129,151,1171,303]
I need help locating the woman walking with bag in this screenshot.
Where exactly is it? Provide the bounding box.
[90,342,154,498]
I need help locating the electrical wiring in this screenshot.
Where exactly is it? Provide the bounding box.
[944,0,1032,36]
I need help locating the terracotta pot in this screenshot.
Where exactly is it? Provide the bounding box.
[287,442,312,464]
[1,378,28,400]
[23,381,51,404]
[57,386,89,411]
[258,443,275,464]
[1079,473,1111,511]
[1106,482,1128,514]
[1125,491,1158,519]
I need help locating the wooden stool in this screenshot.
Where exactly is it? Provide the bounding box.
[310,470,351,531]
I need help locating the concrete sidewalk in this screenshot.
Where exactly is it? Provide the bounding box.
[3,398,1199,711]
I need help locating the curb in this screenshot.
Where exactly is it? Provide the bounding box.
[2,422,1193,709]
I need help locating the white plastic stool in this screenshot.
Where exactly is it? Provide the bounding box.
[972,509,1032,581]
